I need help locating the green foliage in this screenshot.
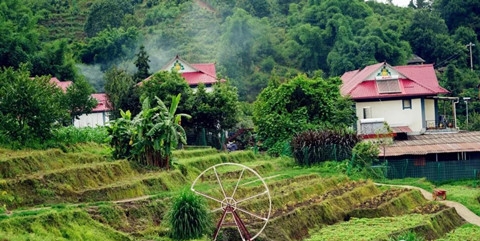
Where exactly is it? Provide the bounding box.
[0,66,66,143]
[351,141,379,169]
[291,129,361,166]
[0,0,40,69]
[79,27,138,70]
[107,110,134,159]
[139,70,193,114]
[64,78,98,122]
[84,0,134,37]
[31,39,78,81]
[108,95,191,169]
[166,190,211,240]
[253,74,355,155]
[0,210,131,241]
[52,126,109,145]
[390,231,425,241]
[186,83,239,132]
[133,45,151,83]
[104,67,140,119]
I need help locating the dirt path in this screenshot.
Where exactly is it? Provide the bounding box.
[375,183,480,227]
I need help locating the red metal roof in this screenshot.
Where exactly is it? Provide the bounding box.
[141,56,225,86]
[50,77,72,93]
[191,63,217,77]
[91,93,111,112]
[380,131,480,156]
[341,63,448,100]
[49,77,110,112]
[181,72,218,85]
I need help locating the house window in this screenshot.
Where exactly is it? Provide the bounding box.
[403,99,412,109]
[363,107,372,119]
[376,79,401,94]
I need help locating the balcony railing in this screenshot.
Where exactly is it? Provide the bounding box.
[425,119,457,132]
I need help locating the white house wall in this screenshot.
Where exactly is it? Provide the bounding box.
[356,98,428,134]
[74,112,110,128]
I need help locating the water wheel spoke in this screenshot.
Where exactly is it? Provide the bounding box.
[191,189,223,204]
[235,206,268,221]
[231,168,246,199]
[214,166,228,199]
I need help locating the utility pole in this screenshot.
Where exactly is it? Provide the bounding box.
[467,42,475,71]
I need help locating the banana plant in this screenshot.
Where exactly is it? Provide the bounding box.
[146,94,191,169]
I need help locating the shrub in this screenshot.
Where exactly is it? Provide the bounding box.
[291,129,361,166]
[166,190,211,240]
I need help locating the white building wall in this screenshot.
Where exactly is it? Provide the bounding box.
[424,98,436,125]
[74,112,110,128]
[356,98,427,134]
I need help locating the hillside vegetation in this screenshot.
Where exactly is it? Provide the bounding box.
[2,0,479,104]
[0,144,475,240]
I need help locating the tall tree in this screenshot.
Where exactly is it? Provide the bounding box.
[64,78,98,123]
[79,27,138,71]
[0,66,65,142]
[435,0,480,39]
[104,67,139,119]
[139,70,193,115]
[31,39,78,81]
[133,45,151,83]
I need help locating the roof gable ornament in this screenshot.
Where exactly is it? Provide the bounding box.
[172,60,185,71]
[375,65,399,80]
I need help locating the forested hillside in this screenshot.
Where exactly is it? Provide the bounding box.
[1,0,479,105]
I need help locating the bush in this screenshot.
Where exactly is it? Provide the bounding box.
[166,190,211,240]
[291,129,361,166]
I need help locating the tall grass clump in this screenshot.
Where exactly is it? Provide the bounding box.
[291,129,361,166]
[166,190,211,240]
[52,126,109,145]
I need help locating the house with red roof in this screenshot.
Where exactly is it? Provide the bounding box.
[74,93,111,127]
[49,77,111,127]
[341,62,450,136]
[144,55,224,92]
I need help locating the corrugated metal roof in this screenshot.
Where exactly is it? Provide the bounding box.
[341,63,449,99]
[380,131,480,156]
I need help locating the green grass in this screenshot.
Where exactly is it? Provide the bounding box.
[375,178,436,192]
[437,224,480,241]
[0,209,131,241]
[435,184,480,216]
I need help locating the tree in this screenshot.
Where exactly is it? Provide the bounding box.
[31,39,78,81]
[404,10,463,65]
[79,27,138,71]
[0,66,65,143]
[84,0,134,37]
[133,45,151,83]
[435,0,480,39]
[253,74,355,155]
[0,0,40,69]
[139,70,193,114]
[186,83,239,131]
[64,78,98,123]
[109,94,190,168]
[104,67,139,119]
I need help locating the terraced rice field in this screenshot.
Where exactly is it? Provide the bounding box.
[0,144,475,240]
